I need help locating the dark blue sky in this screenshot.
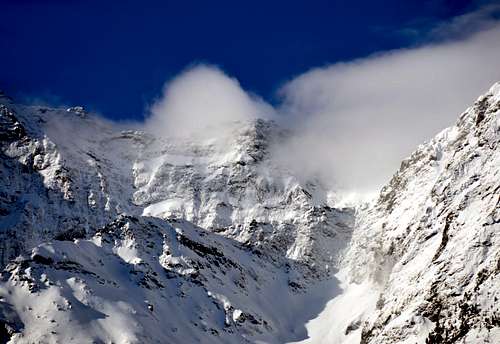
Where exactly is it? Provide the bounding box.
[0,0,485,120]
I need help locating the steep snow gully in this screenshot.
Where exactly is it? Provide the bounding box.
[0,83,499,344]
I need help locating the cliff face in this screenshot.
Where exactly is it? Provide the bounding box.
[342,83,500,343]
[0,83,499,343]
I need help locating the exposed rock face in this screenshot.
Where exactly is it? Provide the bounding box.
[0,83,499,343]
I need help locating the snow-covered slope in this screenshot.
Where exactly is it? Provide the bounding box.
[0,215,345,343]
[0,82,499,343]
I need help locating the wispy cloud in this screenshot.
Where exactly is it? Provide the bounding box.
[427,3,500,41]
[386,3,500,44]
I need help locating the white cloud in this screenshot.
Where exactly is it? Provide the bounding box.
[275,22,500,193]
[145,64,273,138]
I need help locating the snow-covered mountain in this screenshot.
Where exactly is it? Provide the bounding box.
[0,83,499,343]
[347,82,500,343]
[300,83,500,344]
[0,92,352,343]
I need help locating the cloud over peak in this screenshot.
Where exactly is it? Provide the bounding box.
[146,65,272,138]
[144,7,500,194]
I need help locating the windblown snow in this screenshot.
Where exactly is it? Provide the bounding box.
[0,83,499,343]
